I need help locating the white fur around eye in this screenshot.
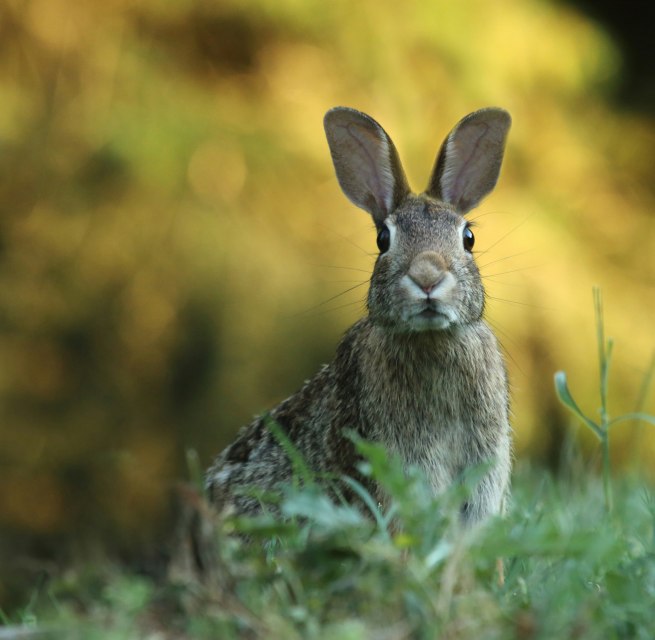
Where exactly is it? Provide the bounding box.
[382,217,397,250]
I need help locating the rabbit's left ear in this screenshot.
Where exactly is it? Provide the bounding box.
[426,108,511,213]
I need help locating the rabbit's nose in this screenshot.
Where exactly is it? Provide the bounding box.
[408,252,448,294]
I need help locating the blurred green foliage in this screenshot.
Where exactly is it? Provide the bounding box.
[10,452,655,639]
[0,0,654,602]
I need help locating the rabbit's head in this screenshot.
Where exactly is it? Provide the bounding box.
[324,107,510,332]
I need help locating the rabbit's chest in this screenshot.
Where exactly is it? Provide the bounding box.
[365,360,501,492]
[383,385,476,482]
[356,321,508,494]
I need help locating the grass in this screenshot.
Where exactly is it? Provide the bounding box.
[3,453,655,640]
[4,292,655,640]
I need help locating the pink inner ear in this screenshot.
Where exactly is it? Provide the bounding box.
[436,112,508,213]
[325,107,410,220]
[441,122,489,210]
[340,122,395,216]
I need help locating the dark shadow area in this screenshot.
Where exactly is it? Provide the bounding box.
[562,0,655,112]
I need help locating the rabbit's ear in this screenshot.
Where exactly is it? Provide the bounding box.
[426,108,511,214]
[324,107,410,224]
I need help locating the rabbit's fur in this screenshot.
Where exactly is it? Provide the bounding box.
[207,107,512,525]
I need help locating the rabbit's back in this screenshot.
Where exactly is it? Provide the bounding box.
[206,336,367,514]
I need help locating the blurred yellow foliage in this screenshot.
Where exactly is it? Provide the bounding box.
[0,0,654,574]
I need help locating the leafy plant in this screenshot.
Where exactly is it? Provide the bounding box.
[554,287,655,513]
[5,448,655,639]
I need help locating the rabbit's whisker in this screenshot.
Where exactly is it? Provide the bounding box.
[313,264,372,274]
[321,299,368,314]
[474,214,533,257]
[485,318,526,376]
[300,298,368,319]
[467,208,512,223]
[477,250,533,270]
[482,277,524,287]
[482,264,543,278]
[487,295,548,310]
[484,317,519,350]
[317,224,377,258]
[295,281,368,317]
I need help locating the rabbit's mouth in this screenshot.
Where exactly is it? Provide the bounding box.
[408,305,454,331]
[418,308,445,320]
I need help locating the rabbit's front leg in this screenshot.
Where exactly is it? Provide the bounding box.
[459,458,510,526]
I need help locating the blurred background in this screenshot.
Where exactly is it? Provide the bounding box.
[1,0,654,604]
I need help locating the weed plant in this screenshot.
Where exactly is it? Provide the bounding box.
[555,287,655,513]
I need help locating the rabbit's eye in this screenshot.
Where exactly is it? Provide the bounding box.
[462,226,475,252]
[377,225,391,254]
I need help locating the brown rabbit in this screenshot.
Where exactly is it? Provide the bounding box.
[207,107,512,524]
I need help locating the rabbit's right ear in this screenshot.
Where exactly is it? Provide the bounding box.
[324,107,409,225]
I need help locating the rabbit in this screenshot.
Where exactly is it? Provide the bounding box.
[206,106,512,526]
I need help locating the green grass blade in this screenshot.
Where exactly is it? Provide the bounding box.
[608,412,655,428]
[265,416,315,486]
[554,371,603,438]
[185,448,205,494]
[593,286,604,369]
[634,351,655,414]
[593,287,613,426]
[630,351,655,465]
[601,337,614,419]
[340,475,393,539]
